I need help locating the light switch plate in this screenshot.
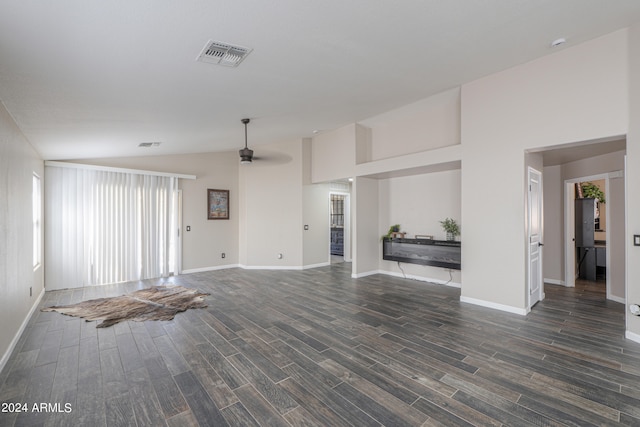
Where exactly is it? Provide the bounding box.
[635,235,640,246]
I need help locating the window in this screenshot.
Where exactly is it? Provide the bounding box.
[330,194,345,227]
[33,173,41,269]
[45,166,180,289]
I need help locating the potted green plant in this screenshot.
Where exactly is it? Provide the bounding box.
[581,182,605,204]
[439,218,460,241]
[382,224,401,241]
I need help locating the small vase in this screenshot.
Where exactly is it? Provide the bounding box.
[446,232,454,241]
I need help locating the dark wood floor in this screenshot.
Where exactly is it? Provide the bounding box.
[1,263,639,426]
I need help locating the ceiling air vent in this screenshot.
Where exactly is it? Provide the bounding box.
[138,142,161,148]
[196,40,252,67]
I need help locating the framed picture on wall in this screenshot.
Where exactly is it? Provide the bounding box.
[207,189,229,220]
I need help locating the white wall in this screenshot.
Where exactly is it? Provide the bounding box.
[68,152,240,272]
[240,139,304,268]
[461,29,628,312]
[543,165,563,283]
[360,88,460,161]
[609,174,625,301]
[302,139,331,267]
[378,170,462,284]
[0,102,44,371]
[626,23,640,339]
[352,177,379,276]
[311,124,357,183]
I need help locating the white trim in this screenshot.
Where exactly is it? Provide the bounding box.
[184,262,332,274]
[544,278,566,286]
[302,262,331,270]
[181,264,240,274]
[0,288,45,374]
[45,160,197,180]
[626,330,640,344]
[377,270,461,288]
[240,264,304,271]
[564,171,621,296]
[175,190,183,275]
[564,181,577,288]
[608,294,625,304]
[351,270,378,278]
[460,295,528,316]
[625,155,630,335]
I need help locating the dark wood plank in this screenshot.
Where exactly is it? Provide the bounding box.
[152,334,190,376]
[228,337,288,382]
[2,264,640,427]
[195,342,248,390]
[99,346,128,396]
[220,401,261,427]
[104,393,136,427]
[233,384,290,427]
[143,356,189,418]
[126,367,167,427]
[282,362,381,427]
[173,370,228,427]
[227,353,297,414]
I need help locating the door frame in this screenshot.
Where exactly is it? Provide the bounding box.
[329,191,351,262]
[563,173,610,293]
[528,167,544,309]
[175,189,183,275]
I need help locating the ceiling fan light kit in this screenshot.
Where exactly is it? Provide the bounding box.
[239,118,254,164]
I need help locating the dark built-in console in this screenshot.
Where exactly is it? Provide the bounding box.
[382,237,461,270]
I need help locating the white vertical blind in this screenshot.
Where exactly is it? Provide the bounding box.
[32,173,42,269]
[45,165,179,290]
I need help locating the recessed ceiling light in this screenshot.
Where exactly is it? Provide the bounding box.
[550,38,566,48]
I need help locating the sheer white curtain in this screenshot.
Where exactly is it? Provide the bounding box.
[45,165,179,290]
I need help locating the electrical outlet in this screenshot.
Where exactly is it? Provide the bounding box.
[186,226,191,232]
[221,253,226,259]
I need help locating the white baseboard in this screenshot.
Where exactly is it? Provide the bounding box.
[626,330,640,344]
[181,264,239,274]
[302,262,330,270]
[608,294,625,304]
[378,270,461,288]
[459,295,528,316]
[351,270,379,278]
[240,264,304,271]
[544,278,566,286]
[184,261,330,274]
[0,288,45,374]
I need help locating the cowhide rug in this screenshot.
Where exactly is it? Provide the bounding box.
[41,285,209,328]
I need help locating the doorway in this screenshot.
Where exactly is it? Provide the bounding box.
[564,174,614,299]
[329,192,350,263]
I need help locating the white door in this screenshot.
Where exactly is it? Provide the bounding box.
[528,168,544,308]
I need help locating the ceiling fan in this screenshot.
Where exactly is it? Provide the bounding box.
[237,118,293,165]
[239,118,254,164]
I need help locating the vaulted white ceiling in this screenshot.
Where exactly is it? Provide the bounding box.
[1,1,640,160]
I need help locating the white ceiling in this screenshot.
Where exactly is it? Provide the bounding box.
[1,1,640,160]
